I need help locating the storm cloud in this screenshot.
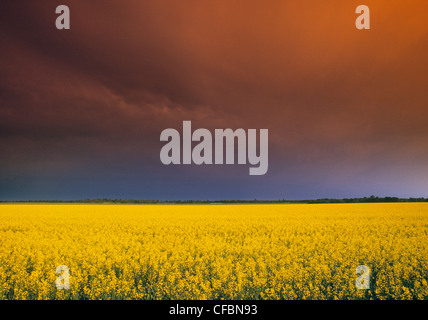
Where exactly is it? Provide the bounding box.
[1,1,427,200]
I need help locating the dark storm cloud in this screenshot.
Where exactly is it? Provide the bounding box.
[1,0,428,200]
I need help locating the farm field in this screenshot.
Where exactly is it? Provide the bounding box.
[0,203,427,300]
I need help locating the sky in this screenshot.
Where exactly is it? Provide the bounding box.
[1,0,428,200]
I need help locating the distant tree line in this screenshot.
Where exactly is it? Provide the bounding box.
[1,196,427,204]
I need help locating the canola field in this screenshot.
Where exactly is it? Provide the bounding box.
[0,203,427,300]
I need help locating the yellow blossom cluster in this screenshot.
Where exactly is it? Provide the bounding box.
[0,203,427,300]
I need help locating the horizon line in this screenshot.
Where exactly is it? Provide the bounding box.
[1,196,427,204]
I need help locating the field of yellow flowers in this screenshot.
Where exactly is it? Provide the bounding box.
[0,203,427,300]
